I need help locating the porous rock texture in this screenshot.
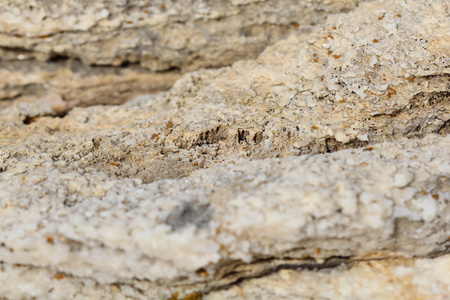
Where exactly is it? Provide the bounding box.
[0,0,364,70]
[1,134,450,299]
[0,0,450,299]
[0,0,366,109]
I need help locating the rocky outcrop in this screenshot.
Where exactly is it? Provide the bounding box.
[3,251,448,299]
[2,0,447,182]
[1,133,450,300]
[0,0,449,299]
[0,0,367,109]
[0,0,365,71]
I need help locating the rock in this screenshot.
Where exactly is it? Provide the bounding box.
[2,0,448,182]
[2,252,450,300]
[0,60,180,110]
[0,0,449,299]
[0,134,449,299]
[204,254,450,300]
[159,0,449,160]
[0,0,367,109]
[0,0,365,71]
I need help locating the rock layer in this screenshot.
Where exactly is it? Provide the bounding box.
[0,59,180,110]
[1,134,449,298]
[1,0,448,184]
[2,251,450,299]
[0,0,365,71]
[0,0,368,110]
[205,254,450,300]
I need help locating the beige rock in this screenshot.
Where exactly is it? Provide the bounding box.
[0,0,367,109]
[205,254,450,300]
[0,0,449,299]
[160,0,449,159]
[0,133,449,298]
[0,60,180,110]
[2,253,450,299]
[0,0,365,71]
[1,0,447,182]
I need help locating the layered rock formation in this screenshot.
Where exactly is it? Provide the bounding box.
[0,60,180,111]
[0,0,449,299]
[1,134,449,299]
[0,0,367,108]
[0,0,365,70]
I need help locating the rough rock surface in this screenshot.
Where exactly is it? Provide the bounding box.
[0,0,367,109]
[0,0,365,71]
[205,254,450,300]
[1,133,450,300]
[0,0,449,299]
[1,0,448,183]
[3,253,450,300]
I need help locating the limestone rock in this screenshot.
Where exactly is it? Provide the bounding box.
[1,0,447,183]
[0,0,449,299]
[0,0,365,71]
[2,253,450,299]
[159,0,449,159]
[205,254,450,300]
[0,60,180,110]
[0,0,366,109]
[0,134,449,299]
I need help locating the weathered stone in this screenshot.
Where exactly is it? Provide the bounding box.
[0,60,180,110]
[0,0,449,299]
[2,253,450,299]
[1,0,447,183]
[0,0,365,71]
[204,254,450,300]
[0,134,449,299]
[0,0,368,110]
